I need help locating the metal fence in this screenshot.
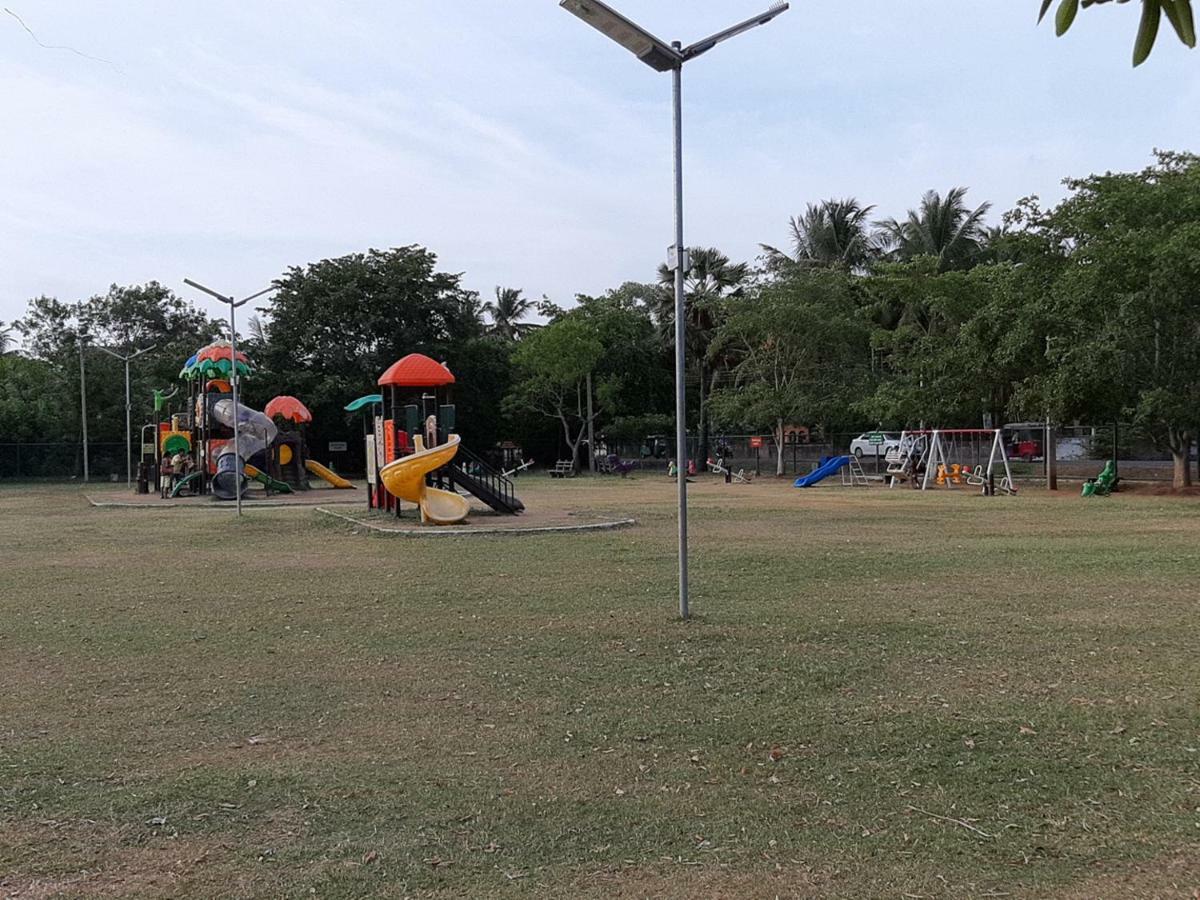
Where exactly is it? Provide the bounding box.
[0,443,129,481]
[1,427,1189,483]
[604,426,1188,482]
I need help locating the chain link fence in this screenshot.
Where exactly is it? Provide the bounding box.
[601,426,1188,482]
[0,443,129,481]
[2,427,1190,483]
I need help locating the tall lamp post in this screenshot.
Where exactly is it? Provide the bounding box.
[78,328,90,483]
[98,344,157,487]
[183,279,274,518]
[559,0,789,620]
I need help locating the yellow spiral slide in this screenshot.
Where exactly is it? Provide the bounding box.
[378,433,470,525]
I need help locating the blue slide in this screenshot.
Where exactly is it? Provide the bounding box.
[794,455,850,488]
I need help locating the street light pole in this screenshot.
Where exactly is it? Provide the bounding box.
[671,47,689,618]
[98,344,157,487]
[560,0,789,620]
[78,332,89,483]
[183,279,274,518]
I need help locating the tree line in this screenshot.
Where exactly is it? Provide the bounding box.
[3,151,1198,485]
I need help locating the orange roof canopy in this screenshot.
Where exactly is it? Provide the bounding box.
[378,353,455,388]
[265,395,313,423]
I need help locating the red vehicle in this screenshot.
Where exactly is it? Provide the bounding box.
[1004,422,1045,462]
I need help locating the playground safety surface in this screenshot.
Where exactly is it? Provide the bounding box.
[316,505,636,536]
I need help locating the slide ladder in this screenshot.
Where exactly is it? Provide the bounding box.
[841,454,870,486]
[448,444,524,514]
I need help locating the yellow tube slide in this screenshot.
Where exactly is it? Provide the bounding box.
[305,458,355,489]
[378,434,470,525]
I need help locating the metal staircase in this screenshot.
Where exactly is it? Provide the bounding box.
[447,444,525,514]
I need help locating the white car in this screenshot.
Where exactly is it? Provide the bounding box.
[849,431,901,459]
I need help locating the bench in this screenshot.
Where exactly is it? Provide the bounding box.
[548,459,576,478]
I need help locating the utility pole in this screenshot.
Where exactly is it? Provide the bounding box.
[1044,335,1057,491]
[98,344,157,487]
[183,279,274,517]
[560,0,789,622]
[78,332,89,483]
[586,371,596,474]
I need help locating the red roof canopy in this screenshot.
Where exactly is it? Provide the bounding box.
[378,353,455,388]
[265,395,312,423]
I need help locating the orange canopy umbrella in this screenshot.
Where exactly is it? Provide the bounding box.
[265,395,312,424]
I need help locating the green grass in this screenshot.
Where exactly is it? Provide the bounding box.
[2,478,1199,898]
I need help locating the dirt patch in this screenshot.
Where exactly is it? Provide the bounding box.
[0,823,237,899]
[562,863,827,899]
[1133,483,1200,497]
[1050,846,1200,898]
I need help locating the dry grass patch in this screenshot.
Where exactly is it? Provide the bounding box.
[3,480,1200,897]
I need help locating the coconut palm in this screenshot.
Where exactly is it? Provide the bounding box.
[246,314,269,344]
[762,198,880,273]
[656,247,751,464]
[876,187,991,272]
[483,287,536,341]
[0,321,12,355]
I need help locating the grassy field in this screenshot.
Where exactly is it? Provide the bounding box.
[2,477,1199,898]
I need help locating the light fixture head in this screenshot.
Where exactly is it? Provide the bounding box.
[559,0,682,71]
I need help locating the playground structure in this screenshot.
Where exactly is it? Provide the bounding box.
[142,341,355,500]
[1082,459,1119,497]
[885,429,1016,494]
[347,353,524,525]
[793,454,868,488]
[710,458,752,484]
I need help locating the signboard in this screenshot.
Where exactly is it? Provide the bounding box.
[749,436,764,449]
[328,441,348,453]
[365,436,377,485]
[141,443,156,456]
[868,431,885,445]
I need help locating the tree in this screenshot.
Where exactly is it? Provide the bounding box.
[483,287,537,341]
[258,246,485,453]
[861,261,1048,428]
[0,322,14,356]
[761,198,880,273]
[16,284,221,444]
[655,247,751,464]
[506,293,668,470]
[1039,0,1196,65]
[1015,151,1200,486]
[0,354,68,446]
[709,272,870,475]
[246,314,270,346]
[877,188,991,273]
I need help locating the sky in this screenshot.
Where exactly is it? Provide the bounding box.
[1,2,1198,335]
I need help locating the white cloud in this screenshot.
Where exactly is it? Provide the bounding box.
[1,0,1197,333]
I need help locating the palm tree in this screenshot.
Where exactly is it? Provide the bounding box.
[876,187,991,272]
[483,287,536,341]
[0,321,12,355]
[761,198,880,273]
[246,314,269,345]
[656,247,751,464]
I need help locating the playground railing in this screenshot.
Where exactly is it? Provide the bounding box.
[452,443,519,509]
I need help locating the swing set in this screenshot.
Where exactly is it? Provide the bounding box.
[886,429,1016,495]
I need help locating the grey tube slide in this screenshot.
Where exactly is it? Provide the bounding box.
[209,398,278,500]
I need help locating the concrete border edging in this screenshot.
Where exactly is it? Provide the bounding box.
[315,507,636,537]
